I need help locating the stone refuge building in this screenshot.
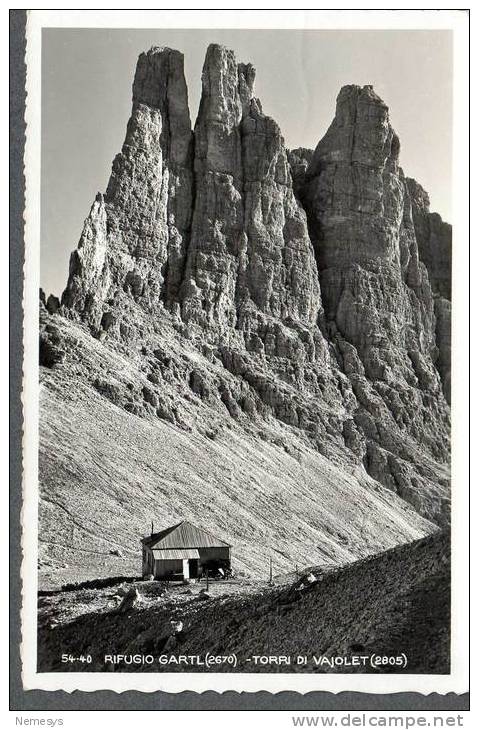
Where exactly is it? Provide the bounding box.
[141,520,231,580]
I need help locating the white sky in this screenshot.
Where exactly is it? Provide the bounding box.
[41,28,452,297]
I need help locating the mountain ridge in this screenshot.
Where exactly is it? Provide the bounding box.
[39,43,451,582]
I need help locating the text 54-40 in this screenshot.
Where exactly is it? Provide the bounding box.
[61,654,92,664]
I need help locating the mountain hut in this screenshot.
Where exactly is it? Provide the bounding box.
[141,520,231,581]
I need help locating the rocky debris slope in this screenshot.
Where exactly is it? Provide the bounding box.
[38,311,432,581]
[39,45,451,580]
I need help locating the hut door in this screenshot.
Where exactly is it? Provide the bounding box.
[189,559,199,579]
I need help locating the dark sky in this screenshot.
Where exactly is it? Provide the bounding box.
[41,28,452,296]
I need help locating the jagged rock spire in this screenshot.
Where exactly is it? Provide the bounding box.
[56,47,451,526]
[62,43,322,341]
[295,84,450,508]
[303,84,402,271]
[132,47,192,168]
[406,177,452,402]
[181,43,323,335]
[62,46,193,323]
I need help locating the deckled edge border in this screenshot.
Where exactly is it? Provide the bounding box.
[11,8,470,710]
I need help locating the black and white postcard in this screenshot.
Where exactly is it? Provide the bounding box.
[17,8,470,702]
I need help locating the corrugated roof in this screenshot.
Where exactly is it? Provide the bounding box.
[152,548,200,560]
[143,520,231,549]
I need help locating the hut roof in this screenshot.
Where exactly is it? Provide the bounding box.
[152,548,200,560]
[142,520,231,549]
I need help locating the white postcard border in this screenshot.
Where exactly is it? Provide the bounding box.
[22,8,470,695]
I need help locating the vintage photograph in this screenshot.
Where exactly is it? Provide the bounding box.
[18,10,469,698]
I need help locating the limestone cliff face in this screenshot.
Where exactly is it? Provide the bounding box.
[62,47,193,327]
[46,45,451,556]
[406,178,451,301]
[181,45,322,338]
[406,177,452,402]
[296,85,450,519]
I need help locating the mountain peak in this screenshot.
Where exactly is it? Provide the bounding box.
[47,45,451,580]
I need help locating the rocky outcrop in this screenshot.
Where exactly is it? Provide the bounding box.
[288,148,314,196]
[62,47,193,328]
[433,296,451,403]
[406,178,452,300]
[181,45,322,339]
[40,46,452,577]
[298,85,450,519]
[406,177,452,402]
